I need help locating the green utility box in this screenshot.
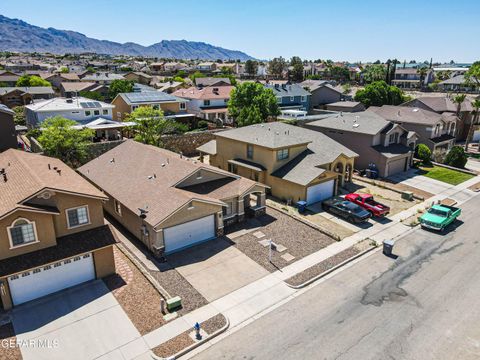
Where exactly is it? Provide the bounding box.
[166,296,182,311]
[401,191,413,201]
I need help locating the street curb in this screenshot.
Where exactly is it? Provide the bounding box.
[115,242,171,299]
[266,203,341,241]
[149,314,230,360]
[285,245,378,289]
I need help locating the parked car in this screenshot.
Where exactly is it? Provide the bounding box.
[345,193,390,217]
[322,197,371,223]
[419,204,461,232]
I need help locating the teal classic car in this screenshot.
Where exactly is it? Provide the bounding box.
[419,204,461,231]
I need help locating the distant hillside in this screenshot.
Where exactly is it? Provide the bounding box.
[0,15,254,61]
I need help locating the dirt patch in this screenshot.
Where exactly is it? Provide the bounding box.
[0,323,22,360]
[468,182,480,192]
[286,241,373,287]
[151,314,226,358]
[103,247,165,335]
[440,198,457,206]
[227,207,336,272]
[345,179,421,216]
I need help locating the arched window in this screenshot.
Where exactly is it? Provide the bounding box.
[8,218,37,247]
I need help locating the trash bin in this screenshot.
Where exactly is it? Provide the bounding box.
[297,201,307,213]
[383,239,394,256]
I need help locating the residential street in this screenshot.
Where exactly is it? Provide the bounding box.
[192,195,480,360]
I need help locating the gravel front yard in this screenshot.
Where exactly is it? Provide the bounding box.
[286,241,374,287]
[152,314,227,358]
[0,323,22,360]
[103,247,166,335]
[226,207,336,272]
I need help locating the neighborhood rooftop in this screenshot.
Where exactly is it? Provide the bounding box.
[24,96,114,111]
[117,91,185,104]
[307,111,391,135]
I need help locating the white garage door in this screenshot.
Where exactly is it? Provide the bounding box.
[387,157,408,176]
[164,215,215,254]
[306,180,335,205]
[8,253,95,306]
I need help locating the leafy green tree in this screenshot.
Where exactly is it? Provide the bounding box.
[417,67,428,89]
[362,64,386,83]
[415,144,432,165]
[327,66,350,82]
[16,75,51,87]
[127,106,187,147]
[190,71,205,84]
[228,82,280,127]
[288,56,304,82]
[79,91,105,101]
[465,61,480,87]
[268,57,287,79]
[452,94,467,117]
[245,60,258,78]
[444,146,468,168]
[465,99,480,150]
[38,116,94,167]
[176,70,188,78]
[60,67,69,73]
[354,81,407,107]
[12,106,26,126]
[108,79,134,99]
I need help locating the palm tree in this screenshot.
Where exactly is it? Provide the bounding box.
[453,94,467,117]
[465,99,480,150]
[417,67,428,90]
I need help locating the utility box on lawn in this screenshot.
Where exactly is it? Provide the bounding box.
[383,239,394,256]
[401,191,414,201]
[297,201,307,213]
[166,296,182,311]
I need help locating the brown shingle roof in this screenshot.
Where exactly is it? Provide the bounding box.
[78,140,261,227]
[172,85,234,100]
[369,105,446,125]
[0,225,117,277]
[0,150,107,219]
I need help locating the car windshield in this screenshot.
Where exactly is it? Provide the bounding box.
[364,197,375,205]
[343,202,363,213]
[429,208,447,217]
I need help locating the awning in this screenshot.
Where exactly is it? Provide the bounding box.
[228,158,266,172]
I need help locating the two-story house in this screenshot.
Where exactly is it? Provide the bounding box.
[24,97,114,128]
[111,92,189,121]
[265,83,311,111]
[196,62,216,72]
[0,150,116,309]
[81,72,125,85]
[197,122,358,205]
[392,68,433,89]
[172,85,234,124]
[305,111,418,177]
[0,71,21,87]
[370,105,456,153]
[300,80,344,109]
[401,96,474,141]
[0,87,54,108]
[78,140,266,257]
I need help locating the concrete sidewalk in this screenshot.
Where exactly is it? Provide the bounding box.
[123,176,480,360]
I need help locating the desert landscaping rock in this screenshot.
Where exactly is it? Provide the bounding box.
[0,323,22,360]
[201,313,227,335]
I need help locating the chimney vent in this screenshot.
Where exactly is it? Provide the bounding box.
[3,173,7,182]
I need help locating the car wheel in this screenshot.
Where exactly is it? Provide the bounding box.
[347,216,354,223]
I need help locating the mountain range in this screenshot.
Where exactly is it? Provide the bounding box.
[0,15,254,61]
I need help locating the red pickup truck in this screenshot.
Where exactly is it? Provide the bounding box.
[344,193,390,217]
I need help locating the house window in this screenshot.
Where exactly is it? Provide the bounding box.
[180,102,186,110]
[85,110,91,116]
[223,201,233,217]
[117,112,122,119]
[224,99,228,103]
[247,144,254,159]
[132,105,138,111]
[389,133,399,144]
[153,104,159,110]
[290,96,294,102]
[103,109,108,115]
[277,148,289,160]
[301,95,306,102]
[94,110,100,116]
[228,163,237,174]
[114,199,122,216]
[277,97,282,104]
[8,219,37,247]
[66,206,90,228]
[196,170,203,180]
[203,100,211,106]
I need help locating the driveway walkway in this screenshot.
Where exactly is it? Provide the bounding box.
[388,169,452,194]
[168,239,269,302]
[12,280,148,360]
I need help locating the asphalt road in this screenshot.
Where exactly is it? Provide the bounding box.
[192,195,480,360]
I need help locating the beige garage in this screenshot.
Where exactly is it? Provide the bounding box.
[386,157,409,177]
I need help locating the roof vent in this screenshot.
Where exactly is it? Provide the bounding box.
[110,158,115,163]
[353,124,359,128]
[2,173,7,182]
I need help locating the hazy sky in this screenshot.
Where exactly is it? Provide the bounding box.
[2,0,479,62]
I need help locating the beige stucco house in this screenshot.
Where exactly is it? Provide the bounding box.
[0,150,116,310]
[78,140,267,257]
[197,122,358,205]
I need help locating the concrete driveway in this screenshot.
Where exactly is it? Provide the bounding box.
[168,238,269,302]
[12,280,147,360]
[388,169,452,194]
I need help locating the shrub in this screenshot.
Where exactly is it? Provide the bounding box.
[197,120,209,129]
[444,146,468,168]
[415,144,432,165]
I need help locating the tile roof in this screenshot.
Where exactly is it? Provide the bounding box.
[307,111,391,135]
[369,105,446,125]
[404,96,473,113]
[0,225,117,277]
[172,85,234,100]
[78,140,261,228]
[0,149,107,219]
[265,83,311,97]
[195,77,231,87]
[0,87,54,96]
[372,144,412,158]
[60,82,97,92]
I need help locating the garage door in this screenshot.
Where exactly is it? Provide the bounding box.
[387,157,408,177]
[164,215,215,254]
[8,253,95,306]
[306,180,335,205]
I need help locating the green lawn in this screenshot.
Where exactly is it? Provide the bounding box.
[418,165,475,185]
